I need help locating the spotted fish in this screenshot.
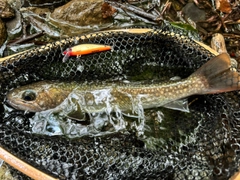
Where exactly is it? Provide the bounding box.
[6,53,240,114]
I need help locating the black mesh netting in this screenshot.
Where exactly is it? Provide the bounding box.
[0,25,240,179]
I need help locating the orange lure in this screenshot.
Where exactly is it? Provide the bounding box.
[63,44,112,56]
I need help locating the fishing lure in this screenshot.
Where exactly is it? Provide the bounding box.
[62,44,112,62]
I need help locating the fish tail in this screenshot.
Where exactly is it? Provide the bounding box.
[191,53,240,94]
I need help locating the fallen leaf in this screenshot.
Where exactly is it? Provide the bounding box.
[101,2,117,18]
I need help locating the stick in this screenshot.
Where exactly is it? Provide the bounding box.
[0,147,58,180]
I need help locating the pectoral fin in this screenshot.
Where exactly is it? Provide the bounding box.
[66,103,86,121]
[163,99,189,113]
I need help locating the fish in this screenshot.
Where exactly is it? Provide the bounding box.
[6,53,240,114]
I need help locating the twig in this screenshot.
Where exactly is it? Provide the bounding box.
[8,31,45,46]
[106,1,160,21]
[0,147,58,180]
[160,0,171,17]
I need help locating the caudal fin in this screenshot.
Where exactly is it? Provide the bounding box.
[191,53,240,94]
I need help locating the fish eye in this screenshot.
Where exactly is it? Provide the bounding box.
[22,90,37,101]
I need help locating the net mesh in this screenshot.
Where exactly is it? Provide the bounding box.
[0,25,240,179]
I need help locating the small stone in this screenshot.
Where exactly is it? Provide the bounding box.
[49,0,113,36]
[50,0,111,26]
[211,33,227,54]
[182,3,206,22]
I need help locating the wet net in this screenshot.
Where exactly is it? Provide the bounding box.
[0,24,240,179]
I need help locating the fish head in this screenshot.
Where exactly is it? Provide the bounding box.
[6,81,68,112]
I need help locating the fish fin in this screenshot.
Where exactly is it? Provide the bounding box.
[163,99,189,113]
[170,76,181,81]
[191,53,240,94]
